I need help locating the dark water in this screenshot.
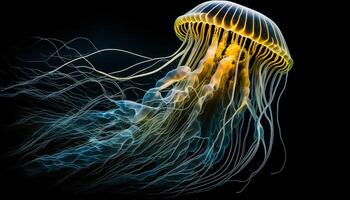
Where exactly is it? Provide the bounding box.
[0,0,332,199]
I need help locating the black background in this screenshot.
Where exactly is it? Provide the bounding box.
[0,0,335,199]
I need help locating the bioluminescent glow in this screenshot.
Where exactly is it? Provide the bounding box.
[1,1,292,195]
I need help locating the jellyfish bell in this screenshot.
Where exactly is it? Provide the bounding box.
[175,1,293,70]
[0,0,293,196]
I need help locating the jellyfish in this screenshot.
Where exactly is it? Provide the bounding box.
[1,0,292,195]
